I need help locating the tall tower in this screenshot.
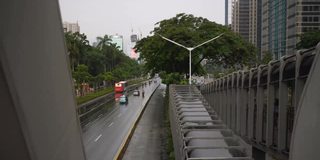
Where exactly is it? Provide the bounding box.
[231,0,249,41]
[129,29,139,60]
[225,0,228,26]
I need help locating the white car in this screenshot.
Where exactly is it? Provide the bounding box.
[119,95,127,104]
[133,90,140,96]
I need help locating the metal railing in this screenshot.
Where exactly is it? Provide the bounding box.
[200,46,319,159]
[169,85,252,160]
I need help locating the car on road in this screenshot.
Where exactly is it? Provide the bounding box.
[133,90,140,96]
[119,95,127,104]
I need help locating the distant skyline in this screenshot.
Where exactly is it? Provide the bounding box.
[59,0,227,54]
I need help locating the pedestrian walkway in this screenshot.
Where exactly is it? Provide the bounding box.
[123,84,167,160]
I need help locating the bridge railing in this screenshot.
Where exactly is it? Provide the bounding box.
[169,85,252,160]
[200,46,319,159]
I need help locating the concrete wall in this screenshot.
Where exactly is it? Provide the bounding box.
[0,0,86,159]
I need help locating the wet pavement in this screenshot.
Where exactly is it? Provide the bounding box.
[123,84,167,160]
[81,80,159,160]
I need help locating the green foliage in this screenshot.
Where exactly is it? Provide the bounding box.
[65,32,143,90]
[76,78,146,104]
[297,30,320,49]
[86,48,105,76]
[160,72,186,85]
[96,35,112,50]
[135,13,257,80]
[260,51,273,64]
[76,87,113,104]
[103,72,114,81]
[65,32,90,70]
[73,64,92,85]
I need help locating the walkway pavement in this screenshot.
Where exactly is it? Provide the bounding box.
[123,84,167,160]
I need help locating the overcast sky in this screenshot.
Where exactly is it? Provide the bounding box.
[59,0,227,54]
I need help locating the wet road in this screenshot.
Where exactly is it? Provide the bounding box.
[123,84,167,160]
[82,80,159,160]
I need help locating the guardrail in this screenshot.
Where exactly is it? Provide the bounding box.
[200,46,319,160]
[77,82,147,126]
[169,85,252,160]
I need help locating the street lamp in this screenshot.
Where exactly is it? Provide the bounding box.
[158,33,224,85]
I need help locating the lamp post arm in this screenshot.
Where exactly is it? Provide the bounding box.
[157,34,189,50]
[192,33,224,49]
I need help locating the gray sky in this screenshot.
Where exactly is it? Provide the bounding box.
[59,0,226,54]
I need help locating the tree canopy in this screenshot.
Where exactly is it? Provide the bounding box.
[135,13,257,78]
[297,30,320,49]
[65,32,143,90]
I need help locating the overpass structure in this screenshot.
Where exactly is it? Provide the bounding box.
[169,85,252,159]
[200,44,320,160]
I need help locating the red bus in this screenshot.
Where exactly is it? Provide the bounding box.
[114,81,128,93]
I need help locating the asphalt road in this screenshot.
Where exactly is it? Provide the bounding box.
[123,84,167,160]
[82,80,159,160]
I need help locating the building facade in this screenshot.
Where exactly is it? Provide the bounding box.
[286,0,320,54]
[261,0,320,59]
[63,22,80,33]
[109,34,124,51]
[261,0,287,59]
[232,0,240,33]
[234,0,320,60]
[249,0,263,59]
[232,0,250,41]
[249,0,257,46]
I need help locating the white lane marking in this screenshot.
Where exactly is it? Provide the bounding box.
[98,114,103,118]
[117,113,122,117]
[108,122,114,127]
[94,134,102,142]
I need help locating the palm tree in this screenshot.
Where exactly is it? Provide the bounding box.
[96,35,111,50]
[65,32,90,71]
[65,32,79,71]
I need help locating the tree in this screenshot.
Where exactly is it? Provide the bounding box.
[86,48,105,76]
[297,30,320,49]
[73,64,92,84]
[96,35,111,50]
[260,51,273,64]
[65,32,90,71]
[135,13,257,79]
[65,32,143,92]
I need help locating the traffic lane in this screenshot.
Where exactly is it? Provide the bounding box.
[85,104,139,160]
[83,82,158,160]
[83,82,155,144]
[82,82,154,144]
[82,101,119,145]
[123,84,166,160]
[84,84,156,160]
[84,94,143,160]
[82,104,121,147]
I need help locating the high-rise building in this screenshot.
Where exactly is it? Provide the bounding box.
[248,0,263,59]
[261,0,287,59]
[235,0,320,60]
[286,0,320,54]
[110,34,124,51]
[63,22,80,33]
[249,0,257,46]
[231,0,250,41]
[129,34,139,60]
[225,0,229,26]
[261,0,320,59]
[232,0,240,33]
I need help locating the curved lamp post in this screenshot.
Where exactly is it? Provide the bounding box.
[158,33,224,84]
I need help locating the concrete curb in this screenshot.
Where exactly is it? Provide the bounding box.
[113,83,160,160]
